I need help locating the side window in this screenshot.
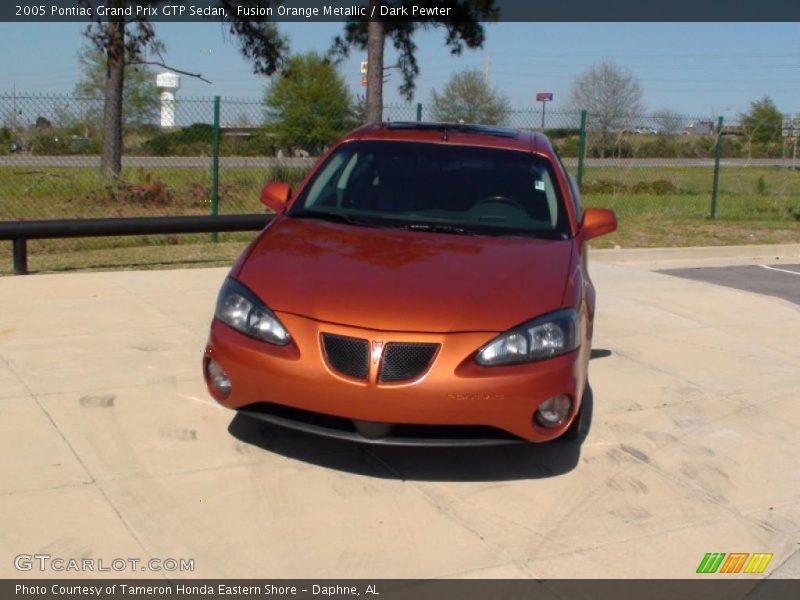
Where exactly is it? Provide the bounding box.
[568,175,582,217]
[533,167,559,228]
[552,148,582,217]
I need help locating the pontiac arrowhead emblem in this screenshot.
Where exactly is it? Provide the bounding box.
[371,341,384,364]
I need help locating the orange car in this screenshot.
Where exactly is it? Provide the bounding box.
[203,123,616,445]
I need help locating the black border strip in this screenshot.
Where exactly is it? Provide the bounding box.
[4,0,800,23]
[4,579,800,599]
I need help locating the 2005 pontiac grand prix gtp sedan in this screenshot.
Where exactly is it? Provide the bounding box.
[203,122,617,445]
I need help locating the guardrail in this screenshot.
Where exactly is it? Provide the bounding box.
[0,214,274,275]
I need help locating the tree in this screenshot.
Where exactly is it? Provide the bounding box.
[75,44,159,127]
[430,69,509,125]
[651,109,685,135]
[739,96,782,144]
[331,0,499,123]
[265,53,356,155]
[79,0,288,179]
[569,61,644,155]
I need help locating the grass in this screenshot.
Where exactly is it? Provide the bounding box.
[579,166,800,248]
[2,239,251,275]
[0,164,797,274]
[585,165,800,198]
[586,216,800,249]
[0,166,308,220]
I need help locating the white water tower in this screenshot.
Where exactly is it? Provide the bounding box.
[156,72,181,128]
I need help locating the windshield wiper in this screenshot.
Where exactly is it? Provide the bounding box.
[290,209,381,228]
[404,223,480,236]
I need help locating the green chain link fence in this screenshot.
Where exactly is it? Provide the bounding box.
[1,93,798,273]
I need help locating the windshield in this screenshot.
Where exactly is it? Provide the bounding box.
[287,140,570,238]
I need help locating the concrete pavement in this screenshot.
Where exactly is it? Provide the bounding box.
[0,260,798,579]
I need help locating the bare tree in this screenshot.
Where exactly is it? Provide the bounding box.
[569,61,644,156]
[651,109,685,135]
[430,69,509,125]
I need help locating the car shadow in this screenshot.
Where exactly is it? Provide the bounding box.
[590,348,612,360]
[227,386,594,482]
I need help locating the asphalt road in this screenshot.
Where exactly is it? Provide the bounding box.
[0,156,797,169]
[662,264,800,307]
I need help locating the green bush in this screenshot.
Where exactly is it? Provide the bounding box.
[583,179,628,194]
[587,139,634,159]
[553,136,580,158]
[220,132,278,157]
[142,123,215,156]
[267,165,308,187]
[650,180,679,195]
[756,175,770,196]
[139,124,282,157]
[733,139,784,159]
[547,127,580,139]
[0,128,10,156]
[29,132,71,154]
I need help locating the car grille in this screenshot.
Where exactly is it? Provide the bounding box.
[379,342,439,383]
[321,334,369,380]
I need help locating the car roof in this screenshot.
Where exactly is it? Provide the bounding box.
[343,121,555,157]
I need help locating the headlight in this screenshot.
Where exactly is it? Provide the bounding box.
[475,309,579,366]
[215,278,291,345]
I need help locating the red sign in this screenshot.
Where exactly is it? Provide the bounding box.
[536,92,553,102]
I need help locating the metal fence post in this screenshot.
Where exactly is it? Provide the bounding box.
[416,103,423,122]
[709,116,724,220]
[577,110,588,190]
[12,239,28,275]
[210,96,221,242]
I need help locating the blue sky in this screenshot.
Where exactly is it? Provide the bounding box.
[1,22,799,117]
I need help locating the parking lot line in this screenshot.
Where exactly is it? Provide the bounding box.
[759,264,800,276]
[662,264,800,307]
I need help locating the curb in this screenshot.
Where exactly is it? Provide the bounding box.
[590,243,800,267]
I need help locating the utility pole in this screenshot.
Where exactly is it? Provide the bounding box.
[483,53,491,85]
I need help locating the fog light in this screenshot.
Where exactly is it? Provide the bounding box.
[206,359,231,398]
[535,394,572,428]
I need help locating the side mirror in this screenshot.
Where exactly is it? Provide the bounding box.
[260,181,291,213]
[581,208,617,241]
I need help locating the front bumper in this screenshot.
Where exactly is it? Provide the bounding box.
[204,312,583,443]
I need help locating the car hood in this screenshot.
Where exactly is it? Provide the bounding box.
[236,218,574,333]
